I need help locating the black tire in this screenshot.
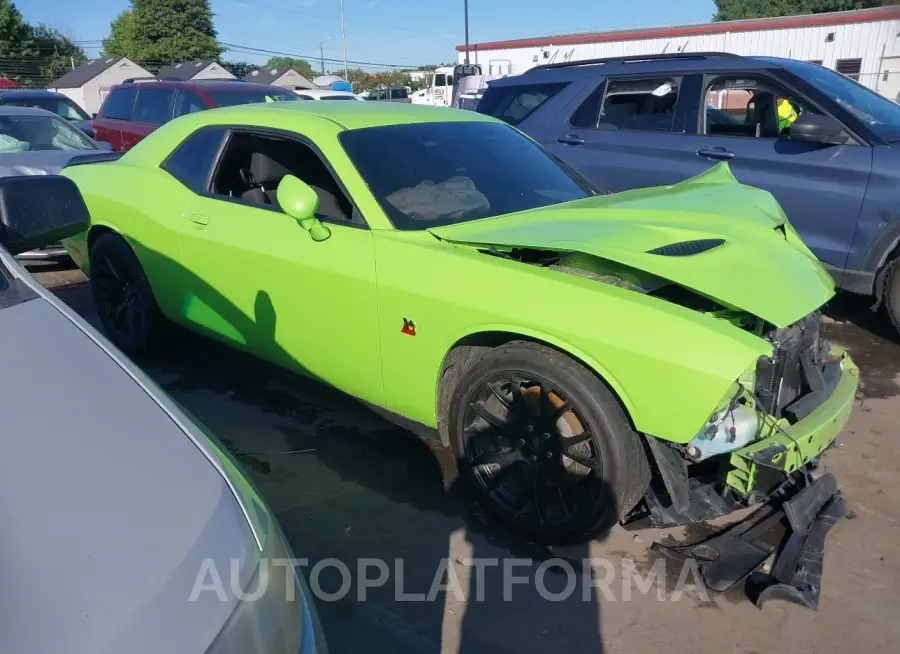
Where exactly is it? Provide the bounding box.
[447,340,650,544]
[89,232,162,356]
[883,258,900,335]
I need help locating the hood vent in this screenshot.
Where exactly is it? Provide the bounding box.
[647,238,725,257]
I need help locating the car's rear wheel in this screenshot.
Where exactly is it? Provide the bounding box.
[447,341,650,544]
[89,232,162,355]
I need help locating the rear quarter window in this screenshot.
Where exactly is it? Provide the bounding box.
[476,82,569,126]
[161,127,226,192]
[100,87,137,121]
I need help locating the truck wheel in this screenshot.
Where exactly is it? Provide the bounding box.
[89,232,162,356]
[447,341,650,544]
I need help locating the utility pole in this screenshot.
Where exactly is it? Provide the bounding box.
[320,42,325,74]
[340,0,348,82]
[464,0,470,65]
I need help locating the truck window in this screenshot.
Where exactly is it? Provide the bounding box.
[434,74,446,86]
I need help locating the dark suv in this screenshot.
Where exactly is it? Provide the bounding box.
[479,52,900,331]
[93,79,298,152]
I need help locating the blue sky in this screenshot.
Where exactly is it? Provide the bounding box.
[16,0,716,70]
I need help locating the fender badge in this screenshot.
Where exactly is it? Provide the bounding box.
[401,317,416,336]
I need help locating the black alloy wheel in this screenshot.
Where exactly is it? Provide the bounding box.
[461,375,603,532]
[89,233,161,355]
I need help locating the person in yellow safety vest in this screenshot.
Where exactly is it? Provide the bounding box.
[777,97,798,132]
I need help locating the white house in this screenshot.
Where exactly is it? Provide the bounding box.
[48,56,153,115]
[457,6,900,98]
[243,67,315,90]
[157,60,235,81]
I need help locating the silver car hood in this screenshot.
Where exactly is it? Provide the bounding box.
[0,149,92,177]
[0,291,259,653]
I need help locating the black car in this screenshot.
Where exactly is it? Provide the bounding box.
[0,90,94,138]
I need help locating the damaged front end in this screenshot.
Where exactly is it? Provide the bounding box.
[634,310,859,609]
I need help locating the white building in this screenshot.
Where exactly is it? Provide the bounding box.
[457,6,900,98]
[49,57,153,115]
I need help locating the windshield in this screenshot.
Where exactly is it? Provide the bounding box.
[0,115,97,152]
[3,97,89,121]
[782,60,900,140]
[340,121,594,229]
[209,89,299,107]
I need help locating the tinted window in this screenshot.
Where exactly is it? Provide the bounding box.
[174,90,207,117]
[434,74,447,86]
[133,87,175,125]
[340,121,593,230]
[101,87,137,120]
[1,97,89,121]
[0,115,97,152]
[208,89,298,107]
[477,82,568,126]
[597,77,680,132]
[569,84,606,128]
[322,95,358,100]
[162,127,225,192]
[392,88,408,99]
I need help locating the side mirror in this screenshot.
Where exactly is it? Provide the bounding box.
[0,176,90,255]
[91,113,98,119]
[790,114,849,146]
[276,175,331,242]
[97,141,113,151]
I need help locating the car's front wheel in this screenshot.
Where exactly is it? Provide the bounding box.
[89,232,162,356]
[448,341,650,544]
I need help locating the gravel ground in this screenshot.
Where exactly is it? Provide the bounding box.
[34,262,900,654]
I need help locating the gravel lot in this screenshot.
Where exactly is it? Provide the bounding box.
[34,262,900,654]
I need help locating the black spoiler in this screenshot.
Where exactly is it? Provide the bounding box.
[63,151,123,168]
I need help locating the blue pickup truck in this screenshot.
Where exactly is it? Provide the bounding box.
[478,52,900,330]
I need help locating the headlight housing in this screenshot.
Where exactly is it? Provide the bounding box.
[685,362,759,462]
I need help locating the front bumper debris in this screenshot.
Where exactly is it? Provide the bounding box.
[727,348,858,499]
[651,472,850,609]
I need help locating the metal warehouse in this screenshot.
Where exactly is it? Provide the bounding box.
[457,6,900,98]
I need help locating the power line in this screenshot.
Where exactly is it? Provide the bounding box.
[220,42,408,69]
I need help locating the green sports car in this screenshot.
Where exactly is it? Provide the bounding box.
[61,102,858,544]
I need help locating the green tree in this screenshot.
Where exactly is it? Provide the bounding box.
[221,60,256,78]
[33,24,87,81]
[102,9,136,58]
[713,0,879,21]
[263,56,315,79]
[102,0,222,64]
[0,0,37,57]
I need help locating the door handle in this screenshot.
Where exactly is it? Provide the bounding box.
[697,147,736,160]
[557,134,585,146]
[187,213,209,227]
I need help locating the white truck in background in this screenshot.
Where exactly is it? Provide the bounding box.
[411,64,503,109]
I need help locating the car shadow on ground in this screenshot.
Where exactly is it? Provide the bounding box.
[99,243,611,654]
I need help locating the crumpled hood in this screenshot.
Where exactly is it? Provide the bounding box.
[429,163,833,327]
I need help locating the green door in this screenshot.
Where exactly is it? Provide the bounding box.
[175,196,384,407]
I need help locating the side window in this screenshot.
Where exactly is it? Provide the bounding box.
[100,87,137,120]
[133,88,175,125]
[161,127,226,192]
[393,88,408,99]
[209,131,355,222]
[596,77,680,132]
[174,90,207,117]
[476,82,568,126]
[569,83,606,128]
[703,76,821,139]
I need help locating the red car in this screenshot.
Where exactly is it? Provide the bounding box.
[93,79,299,151]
